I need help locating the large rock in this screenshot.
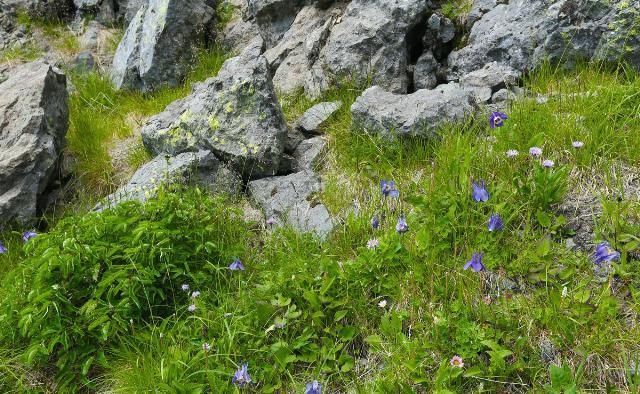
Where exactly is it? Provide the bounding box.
[74,0,118,24]
[448,0,640,79]
[296,101,341,134]
[4,0,75,20]
[0,61,68,224]
[220,0,262,53]
[248,170,333,237]
[95,150,241,211]
[264,3,340,95]
[314,0,430,95]
[110,0,216,91]
[293,136,326,171]
[351,83,474,137]
[141,38,288,179]
[460,62,521,103]
[247,0,307,47]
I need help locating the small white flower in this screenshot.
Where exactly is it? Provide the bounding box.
[572,141,584,149]
[188,304,196,312]
[191,291,201,298]
[367,238,380,249]
[542,159,555,168]
[378,299,387,308]
[561,286,568,298]
[529,147,543,157]
[506,149,519,158]
[181,284,190,292]
[202,342,211,351]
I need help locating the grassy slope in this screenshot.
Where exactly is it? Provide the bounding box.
[0,62,638,393]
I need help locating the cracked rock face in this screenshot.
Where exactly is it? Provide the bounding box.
[350,83,475,137]
[0,61,68,225]
[95,150,241,211]
[248,170,333,237]
[141,38,288,180]
[264,3,340,96]
[316,0,430,95]
[110,0,215,92]
[448,0,640,80]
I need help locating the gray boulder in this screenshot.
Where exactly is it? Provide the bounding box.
[0,61,68,224]
[248,170,333,237]
[264,3,340,95]
[95,150,241,211]
[73,50,96,73]
[460,62,521,103]
[120,0,146,24]
[141,38,288,179]
[247,0,307,47]
[351,83,474,137]
[315,0,430,95]
[221,0,262,53]
[297,101,341,134]
[4,0,75,20]
[413,51,439,90]
[110,0,215,91]
[293,136,326,171]
[73,0,116,23]
[448,0,640,79]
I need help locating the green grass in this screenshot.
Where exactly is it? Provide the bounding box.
[0,42,42,64]
[0,62,639,393]
[16,11,80,56]
[67,45,230,197]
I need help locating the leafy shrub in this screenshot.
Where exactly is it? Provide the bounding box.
[1,188,251,388]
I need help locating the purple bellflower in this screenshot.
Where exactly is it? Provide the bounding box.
[472,181,490,202]
[380,180,400,198]
[0,242,6,254]
[464,253,485,272]
[232,363,252,387]
[489,112,508,128]
[229,259,245,271]
[488,214,504,232]
[592,242,621,264]
[396,216,409,234]
[371,215,380,230]
[305,380,322,394]
[22,230,37,242]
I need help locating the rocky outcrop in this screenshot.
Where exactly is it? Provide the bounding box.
[350,83,474,137]
[297,101,341,134]
[292,136,326,171]
[95,150,241,211]
[248,170,333,237]
[460,62,521,104]
[141,38,288,180]
[312,0,429,95]
[448,0,640,80]
[0,61,68,224]
[110,0,216,91]
[4,0,75,20]
[264,3,340,95]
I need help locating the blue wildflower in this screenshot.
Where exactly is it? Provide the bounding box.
[0,242,6,254]
[396,216,409,234]
[232,363,252,387]
[464,253,485,272]
[371,215,380,230]
[592,242,620,265]
[305,380,322,394]
[471,181,490,202]
[488,214,504,232]
[22,231,37,242]
[380,180,400,198]
[229,259,245,271]
[489,112,508,128]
